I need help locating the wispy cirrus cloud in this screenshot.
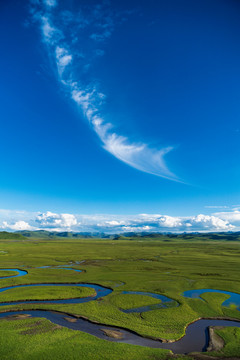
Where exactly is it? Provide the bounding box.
[90,31,111,41]
[44,0,57,7]
[28,0,179,181]
[205,205,229,209]
[55,46,72,75]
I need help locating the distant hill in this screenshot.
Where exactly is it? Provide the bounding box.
[0,231,26,239]
[0,230,238,241]
[119,232,240,241]
[16,230,107,239]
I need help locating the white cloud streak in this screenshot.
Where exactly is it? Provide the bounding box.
[44,0,57,7]
[55,46,72,75]
[28,0,179,181]
[41,16,56,41]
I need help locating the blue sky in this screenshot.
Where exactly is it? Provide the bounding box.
[0,0,240,232]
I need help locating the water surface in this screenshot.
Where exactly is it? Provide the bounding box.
[182,289,240,310]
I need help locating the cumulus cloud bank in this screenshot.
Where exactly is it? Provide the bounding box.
[1,221,34,231]
[36,211,77,230]
[0,209,237,233]
[28,0,178,181]
[213,210,240,226]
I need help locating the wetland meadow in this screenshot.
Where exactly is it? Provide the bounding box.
[0,234,240,359]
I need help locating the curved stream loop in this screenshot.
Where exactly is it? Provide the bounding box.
[0,268,240,354]
[0,269,28,280]
[121,291,178,313]
[182,289,240,310]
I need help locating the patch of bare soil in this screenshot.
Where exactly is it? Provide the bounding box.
[101,328,124,339]
[64,317,77,323]
[5,314,32,320]
[21,324,62,335]
[207,326,225,352]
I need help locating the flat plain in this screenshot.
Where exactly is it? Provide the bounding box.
[0,235,240,359]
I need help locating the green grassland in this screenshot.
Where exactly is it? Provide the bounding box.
[0,236,240,359]
[0,270,18,277]
[0,317,172,360]
[109,293,161,310]
[0,286,95,302]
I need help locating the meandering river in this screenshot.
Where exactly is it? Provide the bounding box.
[0,267,240,354]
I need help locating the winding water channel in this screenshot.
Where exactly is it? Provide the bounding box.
[0,267,240,354]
